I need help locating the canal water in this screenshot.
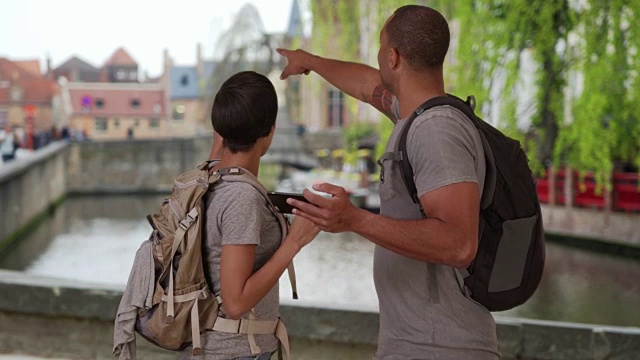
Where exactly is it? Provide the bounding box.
[1,194,639,327]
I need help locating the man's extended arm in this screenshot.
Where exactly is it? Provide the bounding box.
[278,48,396,121]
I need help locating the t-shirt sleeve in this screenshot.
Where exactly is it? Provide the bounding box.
[216,184,265,246]
[407,109,479,198]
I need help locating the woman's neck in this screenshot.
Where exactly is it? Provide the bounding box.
[215,149,261,177]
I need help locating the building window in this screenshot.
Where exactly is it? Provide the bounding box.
[129,71,137,80]
[173,105,185,120]
[131,99,140,109]
[116,69,126,80]
[95,117,108,132]
[134,118,140,127]
[181,75,189,86]
[149,118,160,129]
[114,118,120,128]
[327,88,344,128]
[10,87,23,102]
[0,111,7,128]
[95,98,104,108]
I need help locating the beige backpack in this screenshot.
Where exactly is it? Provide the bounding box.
[121,161,295,358]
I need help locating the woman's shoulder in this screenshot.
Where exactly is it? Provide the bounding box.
[208,181,266,212]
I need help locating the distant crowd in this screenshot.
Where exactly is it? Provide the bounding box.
[0,125,89,164]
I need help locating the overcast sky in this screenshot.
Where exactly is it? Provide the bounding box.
[0,0,298,77]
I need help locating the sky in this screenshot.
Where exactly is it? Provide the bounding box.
[0,0,298,78]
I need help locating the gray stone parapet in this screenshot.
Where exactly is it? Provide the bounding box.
[541,204,640,248]
[1,270,639,359]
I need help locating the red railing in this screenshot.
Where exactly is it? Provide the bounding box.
[536,169,550,204]
[613,173,640,212]
[572,172,606,210]
[536,169,640,213]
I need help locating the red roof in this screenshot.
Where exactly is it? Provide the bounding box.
[0,58,56,104]
[104,48,137,67]
[15,60,41,76]
[67,85,165,117]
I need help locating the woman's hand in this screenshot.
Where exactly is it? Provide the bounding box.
[285,215,320,251]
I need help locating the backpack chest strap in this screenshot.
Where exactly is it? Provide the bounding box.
[213,317,291,360]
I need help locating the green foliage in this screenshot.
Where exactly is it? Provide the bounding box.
[454,0,573,170]
[310,0,360,61]
[343,121,376,166]
[554,0,640,182]
[344,121,376,149]
[308,0,640,186]
[375,117,394,161]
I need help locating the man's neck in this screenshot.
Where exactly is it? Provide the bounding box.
[394,70,446,119]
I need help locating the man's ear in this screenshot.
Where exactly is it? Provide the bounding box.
[389,47,400,69]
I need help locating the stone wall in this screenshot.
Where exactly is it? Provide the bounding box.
[66,136,212,194]
[0,269,639,360]
[541,204,640,247]
[0,142,68,253]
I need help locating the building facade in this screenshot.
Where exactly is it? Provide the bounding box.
[60,82,167,140]
[0,58,58,134]
[160,45,218,136]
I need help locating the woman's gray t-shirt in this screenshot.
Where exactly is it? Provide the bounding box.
[179,180,282,360]
[373,98,499,359]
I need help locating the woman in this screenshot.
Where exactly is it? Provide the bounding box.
[180,71,319,359]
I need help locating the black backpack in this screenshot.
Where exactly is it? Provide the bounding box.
[397,94,545,312]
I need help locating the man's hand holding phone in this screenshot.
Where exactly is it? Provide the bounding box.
[267,192,309,214]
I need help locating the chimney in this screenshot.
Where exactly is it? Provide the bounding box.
[163,49,173,78]
[46,54,52,78]
[162,49,172,123]
[196,43,204,78]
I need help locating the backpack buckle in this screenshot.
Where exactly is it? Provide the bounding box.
[179,212,197,231]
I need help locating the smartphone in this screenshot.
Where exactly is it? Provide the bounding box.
[267,191,309,214]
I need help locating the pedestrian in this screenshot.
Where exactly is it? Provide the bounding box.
[0,130,20,163]
[278,5,498,359]
[179,71,320,359]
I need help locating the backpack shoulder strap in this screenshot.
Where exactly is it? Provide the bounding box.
[215,167,298,299]
[397,94,496,212]
[216,167,288,232]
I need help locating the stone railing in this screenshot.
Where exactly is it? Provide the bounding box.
[0,269,639,360]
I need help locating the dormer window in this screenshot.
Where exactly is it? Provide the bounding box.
[181,75,189,86]
[131,99,140,109]
[95,98,104,108]
[173,105,185,120]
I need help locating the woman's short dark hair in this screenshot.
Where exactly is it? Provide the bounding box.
[211,71,278,153]
[387,5,450,71]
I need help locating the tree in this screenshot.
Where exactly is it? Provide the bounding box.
[453,1,574,175]
[306,0,640,186]
[454,1,640,184]
[554,1,640,188]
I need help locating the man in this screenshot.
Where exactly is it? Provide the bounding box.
[278,5,499,359]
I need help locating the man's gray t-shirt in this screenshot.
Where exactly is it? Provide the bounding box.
[373,98,499,359]
[179,179,281,359]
